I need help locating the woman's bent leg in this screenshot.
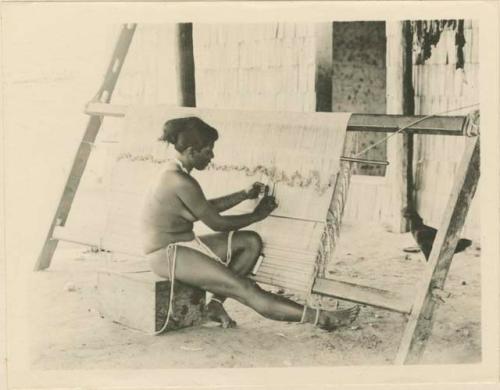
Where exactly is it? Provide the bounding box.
[199,231,262,276]
[199,231,262,327]
[150,245,302,321]
[150,246,359,327]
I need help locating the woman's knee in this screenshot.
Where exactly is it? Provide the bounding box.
[236,231,263,256]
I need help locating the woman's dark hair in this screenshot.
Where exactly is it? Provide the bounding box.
[160,116,218,152]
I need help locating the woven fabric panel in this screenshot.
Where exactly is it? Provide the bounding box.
[105,105,350,294]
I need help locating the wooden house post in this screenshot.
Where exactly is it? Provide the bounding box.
[314,23,333,113]
[175,23,196,107]
[385,21,414,233]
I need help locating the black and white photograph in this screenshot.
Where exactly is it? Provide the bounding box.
[1,1,498,389]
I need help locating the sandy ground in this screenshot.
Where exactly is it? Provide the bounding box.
[28,219,481,369]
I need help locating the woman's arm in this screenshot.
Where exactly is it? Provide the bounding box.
[209,190,248,212]
[208,182,266,212]
[178,178,275,232]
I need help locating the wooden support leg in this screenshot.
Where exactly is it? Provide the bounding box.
[395,136,480,364]
[34,24,137,271]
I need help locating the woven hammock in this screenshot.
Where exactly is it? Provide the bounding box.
[102,105,350,296]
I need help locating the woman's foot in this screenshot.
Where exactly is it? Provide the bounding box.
[308,305,360,331]
[207,300,237,328]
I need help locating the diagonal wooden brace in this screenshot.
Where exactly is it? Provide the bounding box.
[395,136,480,364]
[34,24,137,271]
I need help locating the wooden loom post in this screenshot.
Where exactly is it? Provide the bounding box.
[395,136,480,364]
[34,24,137,271]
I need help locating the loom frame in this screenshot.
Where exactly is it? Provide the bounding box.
[34,23,480,365]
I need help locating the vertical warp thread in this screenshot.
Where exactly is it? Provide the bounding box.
[316,160,352,279]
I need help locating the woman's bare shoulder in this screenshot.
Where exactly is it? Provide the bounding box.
[156,168,200,192]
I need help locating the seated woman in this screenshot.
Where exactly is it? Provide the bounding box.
[142,116,359,330]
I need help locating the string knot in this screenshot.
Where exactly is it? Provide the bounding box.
[464,109,480,137]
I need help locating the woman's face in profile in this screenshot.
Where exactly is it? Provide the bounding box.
[192,142,215,170]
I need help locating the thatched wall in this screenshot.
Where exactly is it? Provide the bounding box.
[412,20,480,239]
[193,23,319,111]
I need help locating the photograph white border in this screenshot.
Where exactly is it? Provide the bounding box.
[2,1,498,388]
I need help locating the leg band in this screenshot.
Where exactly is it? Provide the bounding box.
[300,305,321,326]
[226,231,234,265]
[300,305,308,323]
[314,308,320,326]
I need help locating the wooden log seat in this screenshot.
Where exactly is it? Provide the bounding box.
[97,268,206,334]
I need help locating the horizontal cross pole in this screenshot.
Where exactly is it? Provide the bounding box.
[313,277,413,314]
[347,113,466,135]
[340,156,389,166]
[85,102,467,136]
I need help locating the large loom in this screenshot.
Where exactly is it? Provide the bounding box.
[35,24,480,365]
[111,105,350,295]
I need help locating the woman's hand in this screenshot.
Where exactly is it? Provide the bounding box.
[253,195,278,220]
[245,182,268,199]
